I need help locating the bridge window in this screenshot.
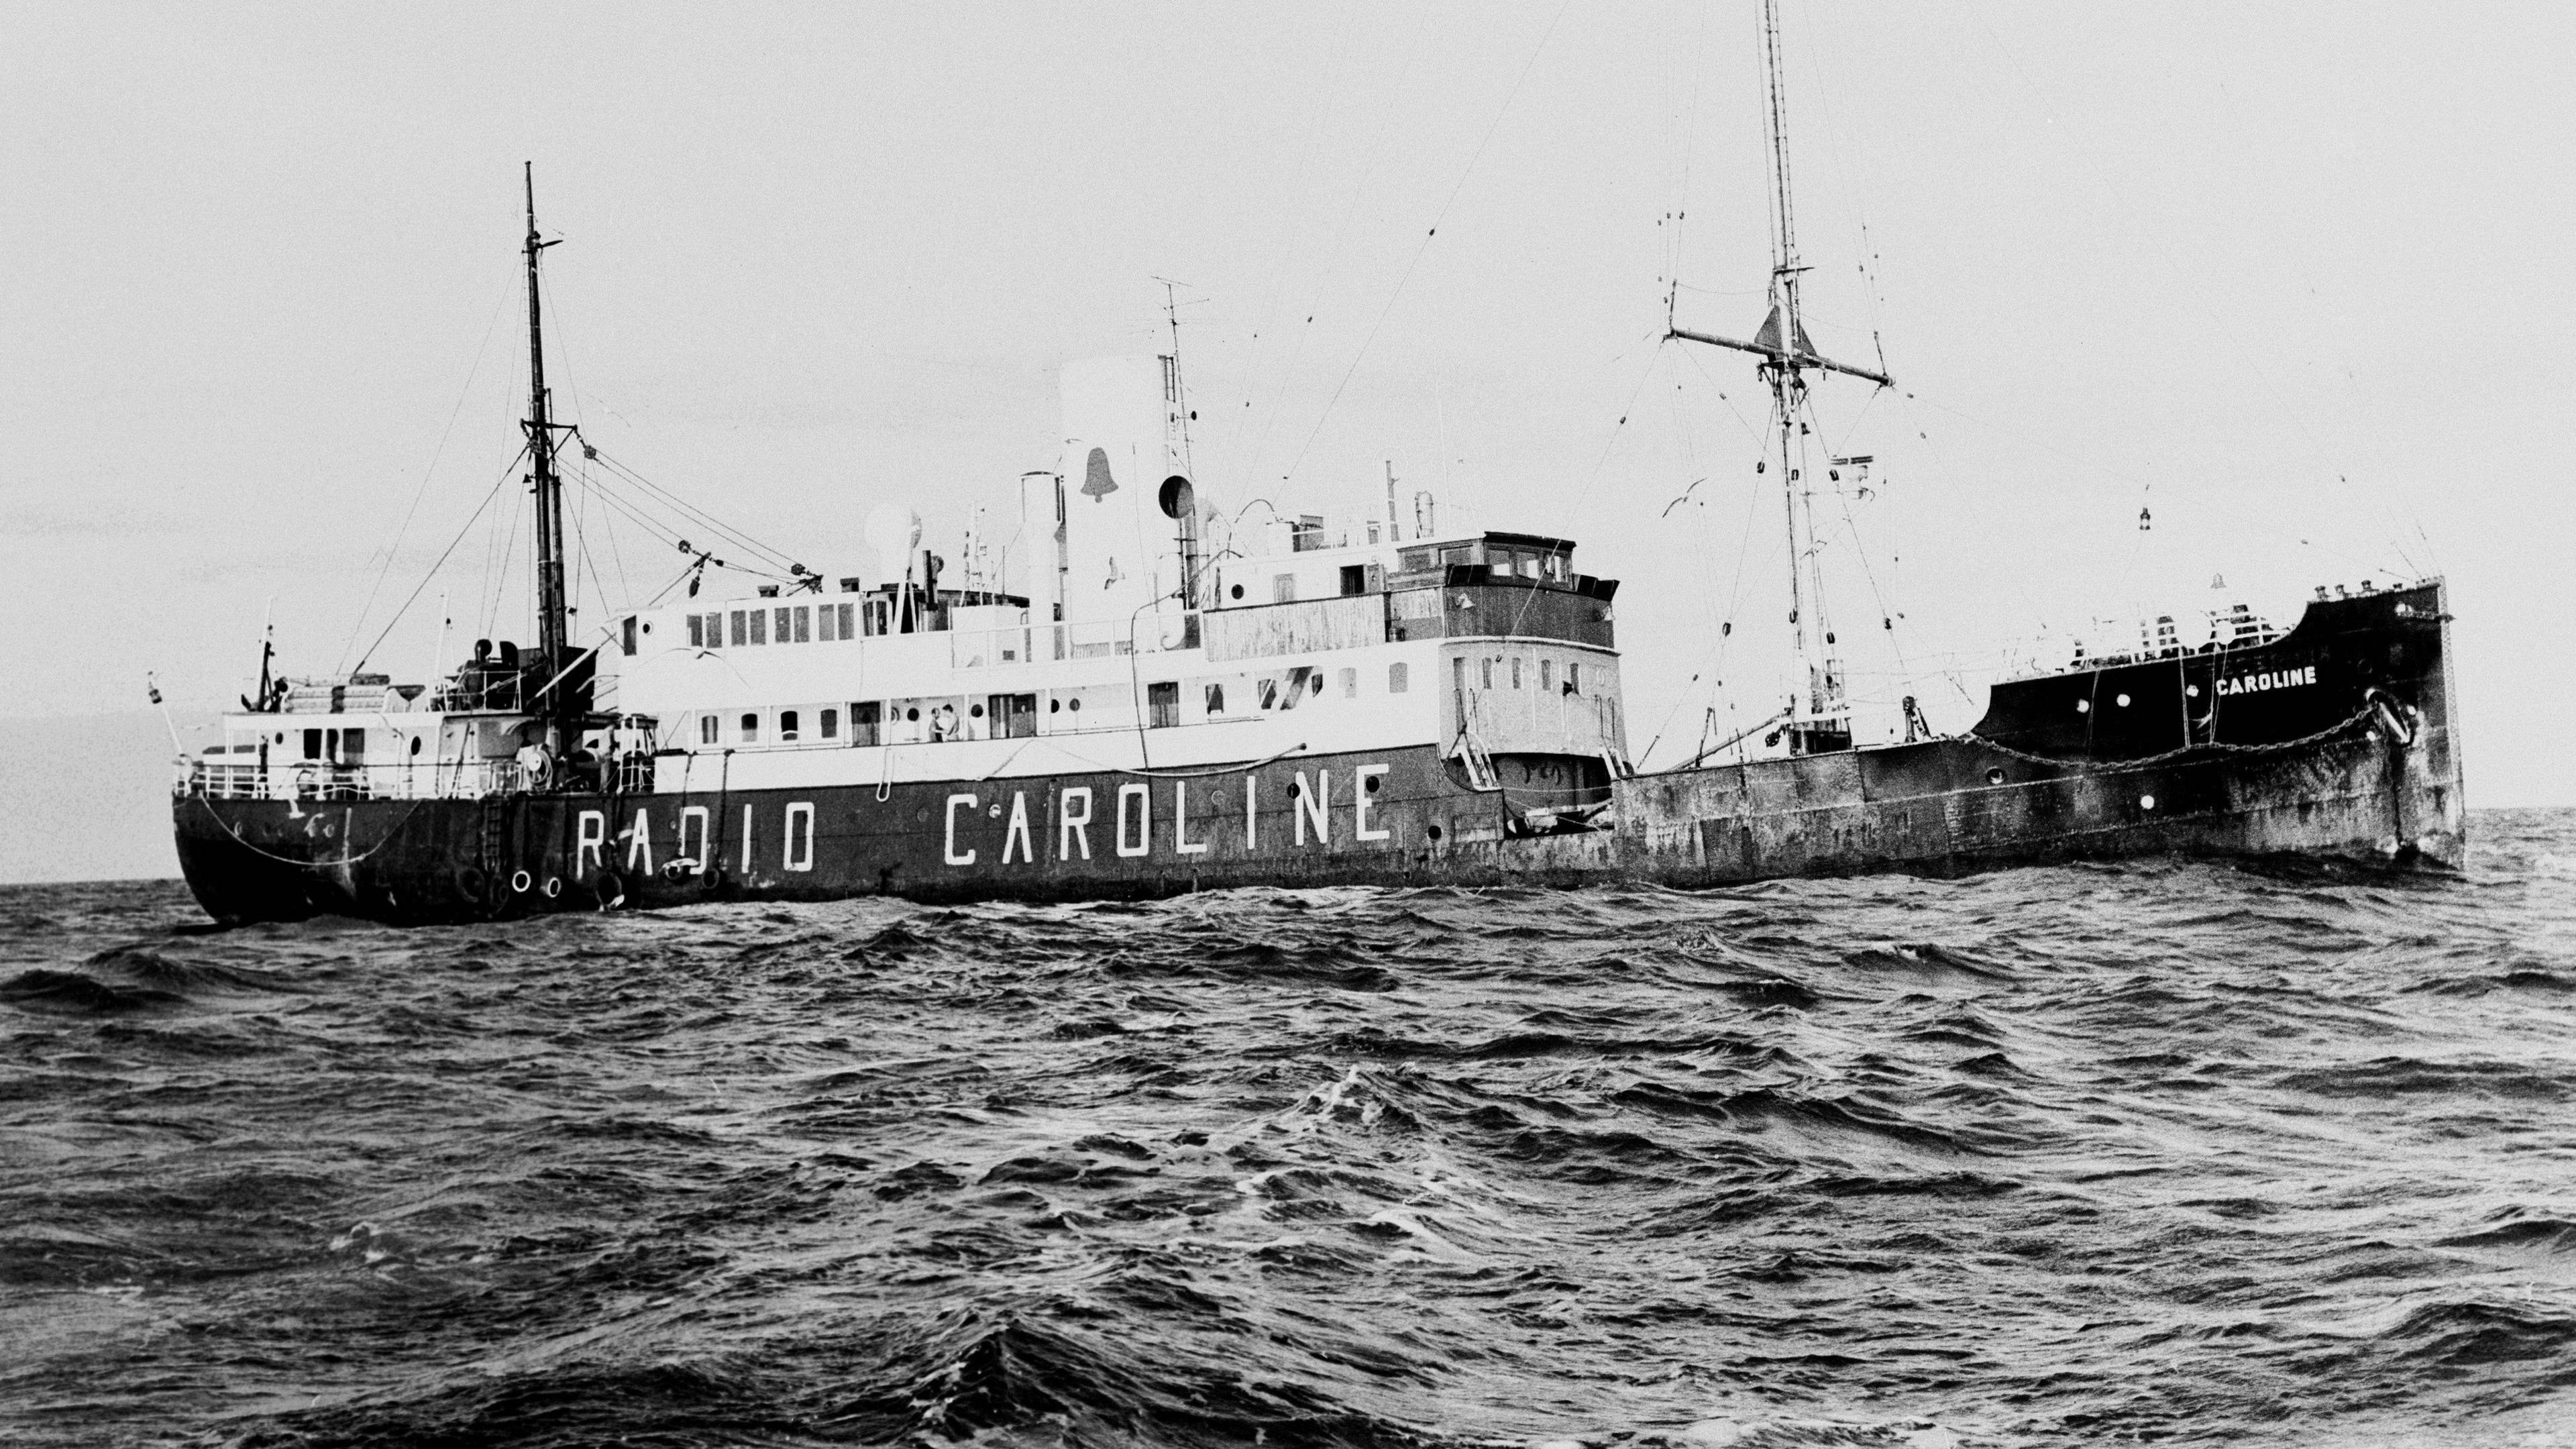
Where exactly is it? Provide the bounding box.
[1481,658,1495,689]
[688,614,703,647]
[820,708,838,740]
[1568,662,1582,695]
[729,610,748,646]
[1540,659,1553,692]
[793,606,811,643]
[1511,657,1523,689]
[773,606,792,643]
[1388,662,1409,694]
[1340,667,1358,699]
[780,710,801,741]
[740,712,760,742]
[700,714,718,745]
[621,616,637,655]
[837,602,855,639]
[1205,682,1226,714]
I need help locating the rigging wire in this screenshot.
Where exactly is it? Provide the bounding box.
[337,270,519,674]
[347,446,527,675]
[1279,0,1574,485]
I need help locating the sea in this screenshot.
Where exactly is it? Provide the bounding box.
[6,810,2575,1449]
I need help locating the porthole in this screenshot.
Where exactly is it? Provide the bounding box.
[988,802,1003,818]
[1286,780,1301,798]
[1050,699,1061,713]
[511,870,533,894]
[1427,824,1444,842]
[1364,774,1382,794]
[409,737,423,756]
[1985,767,2005,786]
[2115,693,2131,708]
[2076,700,2091,714]
[2186,684,2201,699]
[2139,794,2157,810]
[1069,698,1082,712]
[970,703,985,718]
[906,707,920,721]
[1230,583,1244,600]
[641,621,652,634]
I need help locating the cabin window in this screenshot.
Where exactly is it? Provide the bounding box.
[1389,662,1409,694]
[1400,547,1436,574]
[1490,551,1517,580]
[1520,556,1542,579]
[688,614,704,647]
[730,610,748,646]
[1256,678,1279,710]
[1546,553,1567,582]
[1147,682,1180,729]
[1340,565,1368,596]
[1481,658,1495,689]
[699,714,718,745]
[1339,667,1358,699]
[780,710,800,741]
[303,728,323,760]
[1540,659,1553,692]
[1568,662,1582,694]
[820,708,838,740]
[740,712,760,743]
[621,616,638,655]
[793,606,811,643]
[852,701,881,746]
[1511,657,1523,689]
[341,729,366,763]
[1205,682,1226,714]
[1272,574,1297,603]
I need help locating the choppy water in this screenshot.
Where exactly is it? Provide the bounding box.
[7,811,2576,1448]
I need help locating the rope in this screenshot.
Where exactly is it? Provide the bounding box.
[1959,699,2381,772]
[191,796,430,871]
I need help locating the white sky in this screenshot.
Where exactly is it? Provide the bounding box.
[4,1,2570,806]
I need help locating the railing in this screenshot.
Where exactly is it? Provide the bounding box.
[179,758,543,803]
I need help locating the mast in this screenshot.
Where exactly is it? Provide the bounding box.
[521,164,573,728]
[1665,0,1888,755]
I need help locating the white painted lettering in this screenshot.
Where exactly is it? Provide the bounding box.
[1295,769,1330,846]
[1003,792,1035,865]
[1353,763,1390,841]
[678,806,709,873]
[574,810,607,878]
[784,802,815,871]
[944,794,978,866]
[1061,787,1093,860]
[1116,782,1151,858]
[1174,781,1208,855]
[625,808,653,873]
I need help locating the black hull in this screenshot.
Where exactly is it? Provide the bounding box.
[175,584,2464,924]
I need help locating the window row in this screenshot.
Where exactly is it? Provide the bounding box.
[688,602,862,650]
[1462,655,1586,693]
[686,662,1415,750]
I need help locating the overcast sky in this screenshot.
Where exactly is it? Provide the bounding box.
[4,1,2569,814]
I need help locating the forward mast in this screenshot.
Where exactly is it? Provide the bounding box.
[1666,0,1890,755]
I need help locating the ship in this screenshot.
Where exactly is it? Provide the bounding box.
[170,17,2462,927]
